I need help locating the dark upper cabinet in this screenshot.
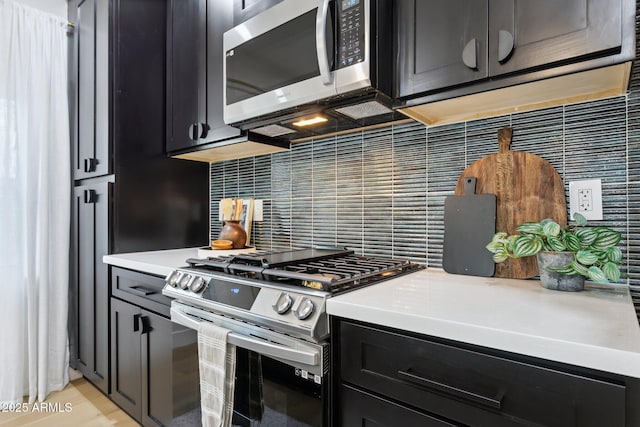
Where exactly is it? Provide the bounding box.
[488,0,622,77]
[72,0,110,180]
[70,181,110,394]
[166,0,241,154]
[396,0,488,98]
[396,0,626,99]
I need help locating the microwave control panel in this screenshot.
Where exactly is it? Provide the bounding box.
[338,0,364,68]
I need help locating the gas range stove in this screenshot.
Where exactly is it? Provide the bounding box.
[162,247,423,342]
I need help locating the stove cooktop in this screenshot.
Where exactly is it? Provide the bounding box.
[184,247,423,294]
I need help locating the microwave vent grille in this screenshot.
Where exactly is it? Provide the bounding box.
[334,101,393,120]
[252,124,297,138]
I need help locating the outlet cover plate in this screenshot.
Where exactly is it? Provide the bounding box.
[569,179,603,221]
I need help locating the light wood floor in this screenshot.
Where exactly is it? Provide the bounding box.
[0,378,138,426]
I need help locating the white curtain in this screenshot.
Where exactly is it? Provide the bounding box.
[0,0,71,404]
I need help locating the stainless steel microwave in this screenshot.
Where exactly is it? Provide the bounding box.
[223,0,396,134]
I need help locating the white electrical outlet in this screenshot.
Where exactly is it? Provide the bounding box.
[569,179,603,221]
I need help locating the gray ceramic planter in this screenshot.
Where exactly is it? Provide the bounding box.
[536,252,585,292]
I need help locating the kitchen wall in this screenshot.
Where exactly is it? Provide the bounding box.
[211,23,640,289]
[13,0,66,18]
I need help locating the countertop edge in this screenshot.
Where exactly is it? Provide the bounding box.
[327,298,640,379]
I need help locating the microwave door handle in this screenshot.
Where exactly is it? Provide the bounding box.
[316,0,332,85]
[170,306,319,366]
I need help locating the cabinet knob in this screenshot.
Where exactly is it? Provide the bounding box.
[84,157,97,173]
[497,30,514,63]
[140,316,152,334]
[462,38,477,69]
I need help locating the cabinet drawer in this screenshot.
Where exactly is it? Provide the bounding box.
[340,321,625,427]
[340,384,456,427]
[111,267,170,316]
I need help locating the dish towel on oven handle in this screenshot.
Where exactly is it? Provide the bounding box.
[198,322,237,427]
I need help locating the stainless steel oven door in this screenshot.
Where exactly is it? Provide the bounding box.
[170,301,328,426]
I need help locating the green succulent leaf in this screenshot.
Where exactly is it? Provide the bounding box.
[546,263,576,275]
[491,232,508,242]
[542,221,561,237]
[492,249,509,263]
[573,212,588,226]
[512,235,543,258]
[602,262,621,282]
[563,234,581,252]
[571,261,589,276]
[574,228,598,246]
[591,230,622,251]
[486,241,502,253]
[516,222,544,235]
[606,247,623,263]
[546,236,566,252]
[575,250,599,266]
[587,266,608,283]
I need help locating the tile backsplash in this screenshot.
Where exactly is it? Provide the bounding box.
[211,93,640,287]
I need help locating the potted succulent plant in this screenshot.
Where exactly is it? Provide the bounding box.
[485,213,623,291]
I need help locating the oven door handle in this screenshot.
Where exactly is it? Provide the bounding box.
[170,306,319,366]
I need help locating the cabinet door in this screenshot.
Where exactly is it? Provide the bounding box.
[110,298,142,420]
[396,0,488,98]
[489,0,622,76]
[205,0,242,143]
[72,181,110,394]
[341,385,457,427]
[166,0,241,153]
[73,0,109,180]
[166,0,205,152]
[141,310,200,427]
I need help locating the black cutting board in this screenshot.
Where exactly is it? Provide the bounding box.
[443,177,496,277]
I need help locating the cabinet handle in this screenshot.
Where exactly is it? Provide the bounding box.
[189,123,199,141]
[199,123,210,139]
[133,314,141,332]
[83,189,97,204]
[127,286,156,297]
[397,369,503,410]
[140,316,152,334]
[497,30,514,63]
[84,157,97,172]
[462,38,477,69]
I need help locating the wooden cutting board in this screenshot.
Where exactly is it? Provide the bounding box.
[454,127,567,279]
[443,177,496,277]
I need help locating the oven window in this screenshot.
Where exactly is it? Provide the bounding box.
[233,348,324,426]
[226,9,324,105]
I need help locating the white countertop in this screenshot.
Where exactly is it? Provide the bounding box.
[103,247,199,277]
[103,250,640,378]
[327,268,640,379]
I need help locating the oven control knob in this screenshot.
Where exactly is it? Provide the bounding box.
[179,274,192,290]
[273,292,293,314]
[294,298,315,320]
[166,271,180,287]
[189,276,206,293]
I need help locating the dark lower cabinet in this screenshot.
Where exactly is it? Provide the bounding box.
[334,319,637,427]
[70,181,110,394]
[110,268,200,427]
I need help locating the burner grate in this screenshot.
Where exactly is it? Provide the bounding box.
[185,248,423,293]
